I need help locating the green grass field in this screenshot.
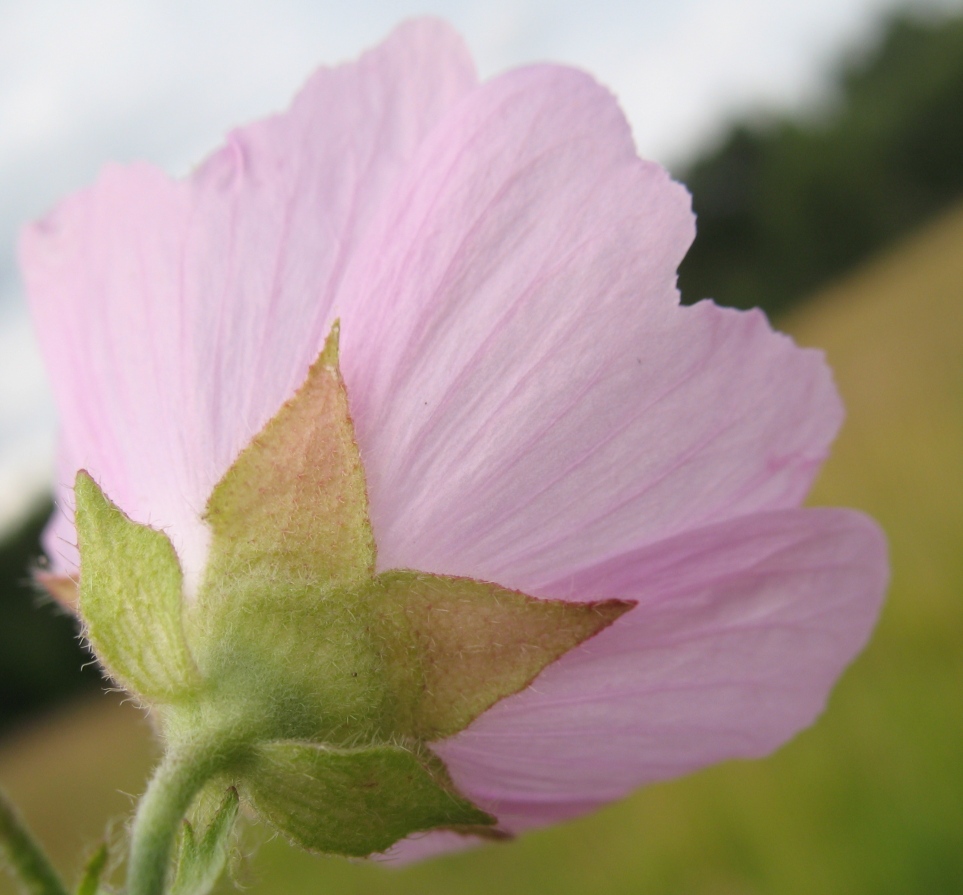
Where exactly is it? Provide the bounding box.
[2,204,962,895]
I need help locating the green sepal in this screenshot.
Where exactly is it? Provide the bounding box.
[170,788,239,895]
[241,741,495,857]
[373,571,634,740]
[74,471,200,701]
[201,321,374,598]
[75,843,107,895]
[185,323,386,742]
[181,319,631,751]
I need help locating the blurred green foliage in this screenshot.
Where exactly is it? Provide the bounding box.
[677,10,963,316]
[0,503,99,733]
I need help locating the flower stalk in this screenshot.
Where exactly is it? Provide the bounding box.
[126,738,236,895]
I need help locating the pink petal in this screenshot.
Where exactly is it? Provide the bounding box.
[379,829,481,865]
[430,508,887,832]
[337,65,843,591]
[22,19,477,583]
[39,439,81,575]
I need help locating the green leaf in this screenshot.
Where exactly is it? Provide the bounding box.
[201,322,375,599]
[243,741,494,857]
[0,786,69,895]
[372,571,634,740]
[75,844,107,895]
[170,789,239,895]
[74,471,200,702]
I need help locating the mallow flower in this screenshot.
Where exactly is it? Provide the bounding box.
[17,17,886,895]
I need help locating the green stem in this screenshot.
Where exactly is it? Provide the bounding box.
[126,739,232,895]
[0,786,68,895]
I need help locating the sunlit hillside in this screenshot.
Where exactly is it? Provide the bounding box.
[2,204,961,895]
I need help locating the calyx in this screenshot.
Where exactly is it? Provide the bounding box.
[74,323,633,857]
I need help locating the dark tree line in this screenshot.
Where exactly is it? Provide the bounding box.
[0,503,101,733]
[677,10,963,316]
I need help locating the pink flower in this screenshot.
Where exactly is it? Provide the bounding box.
[21,19,886,858]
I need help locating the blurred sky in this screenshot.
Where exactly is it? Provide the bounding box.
[0,0,958,534]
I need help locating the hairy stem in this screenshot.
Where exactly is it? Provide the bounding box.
[126,738,233,895]
[0,787,68,895]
